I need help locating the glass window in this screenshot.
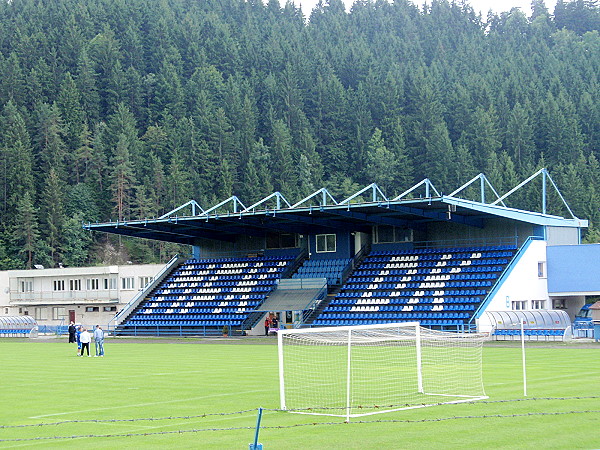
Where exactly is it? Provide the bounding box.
[537,262,546,278]
[103,277,117,290]
[87,278,99,290]
[34,307,47,320]
[103,306,117,312]
[52,307,66,320]
[139,276,152,289]
[376,225,395,243]
[85,306,99,312]
[121,277,134,290]
[531,300,545,310]
[511,300,527,310]
[266,233,298,249]
[69,279,81,291]
[374,226,413,243]
[53,280,65,291]
[316,234,336,253]
[20,280,33,292]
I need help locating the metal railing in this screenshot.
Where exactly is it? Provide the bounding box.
[108,254,187,333]
[300,283,328,326]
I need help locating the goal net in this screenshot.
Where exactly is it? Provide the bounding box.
[277,322,488,420]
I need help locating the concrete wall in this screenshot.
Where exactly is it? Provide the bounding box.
[478,240,550,332]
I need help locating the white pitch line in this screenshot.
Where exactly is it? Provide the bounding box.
[29,388,271,419]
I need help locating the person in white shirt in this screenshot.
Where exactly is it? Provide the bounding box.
[79,328,92,357]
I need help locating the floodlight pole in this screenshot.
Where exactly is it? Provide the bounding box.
[520,320,527,397]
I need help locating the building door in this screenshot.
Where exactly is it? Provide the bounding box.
[69,310,75,323]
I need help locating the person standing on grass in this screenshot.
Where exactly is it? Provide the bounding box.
[68,321,76,343]
[76,326,82,356]
[94,325,105,357]
[80,327,92,357]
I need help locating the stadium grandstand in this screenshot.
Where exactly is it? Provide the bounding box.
[84,169,598,340]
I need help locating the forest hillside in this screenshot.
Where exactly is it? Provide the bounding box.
[0,0,599,268]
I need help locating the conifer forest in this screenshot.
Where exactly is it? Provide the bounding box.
[0,0,599,268]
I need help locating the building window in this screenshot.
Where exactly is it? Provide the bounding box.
[20,280,33,292]
[139,276,152,289]
[69,279,81,291]
[512,300,527,310]
[53,280,65,291]
[537,262,546,278]
[531,300,545,310]
[52,307,66,320]
[103,277,117,290]
[85,306,99,312]
[121,277,135,290]
[87,278,99,290]
[103,306,117,312]
[266,232,298,249]
[373,225,413,243]
[316,234,336,253]
[4,308,8,314]
[34,307,47,320]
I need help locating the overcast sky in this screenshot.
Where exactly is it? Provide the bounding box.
[294,0,558,18]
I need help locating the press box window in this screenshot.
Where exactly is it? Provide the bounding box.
[266,233,297,249]
[87,278,99,290]
[316,234,336,253]
[373,225,413,243]
[69,279,81,291]
[53,280,65,291]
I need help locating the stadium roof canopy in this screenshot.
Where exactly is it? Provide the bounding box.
[84,169,588,245]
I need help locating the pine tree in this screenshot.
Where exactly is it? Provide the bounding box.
[40,168,66,265]
[13,192,41,269]
[109,134,137,221]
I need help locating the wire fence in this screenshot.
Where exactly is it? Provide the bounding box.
[1,397,598,443]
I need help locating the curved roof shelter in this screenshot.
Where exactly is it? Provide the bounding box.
[84,169,587,246]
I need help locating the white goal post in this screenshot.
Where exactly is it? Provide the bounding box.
[277,322,488,421]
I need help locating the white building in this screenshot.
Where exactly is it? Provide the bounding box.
[0,263,163,328]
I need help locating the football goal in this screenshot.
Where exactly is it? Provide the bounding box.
[277,322,488,421]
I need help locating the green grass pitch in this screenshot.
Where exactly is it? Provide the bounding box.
[0,338,598,449]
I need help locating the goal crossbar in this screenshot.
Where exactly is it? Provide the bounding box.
[278,322,488,420]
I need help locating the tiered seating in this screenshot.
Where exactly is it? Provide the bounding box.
[313,245,517,330]
[120,255,294,334]
[292,258,351,285]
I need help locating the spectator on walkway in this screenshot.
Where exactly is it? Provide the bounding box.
[264,316,271,336]
[68,321,76,343]
[94,325,105,357]
[80,327,92,357]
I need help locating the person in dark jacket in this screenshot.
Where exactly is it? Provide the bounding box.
[68,321,76,343]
